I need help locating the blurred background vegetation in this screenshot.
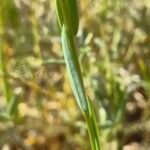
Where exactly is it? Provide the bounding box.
[0,0,150,149]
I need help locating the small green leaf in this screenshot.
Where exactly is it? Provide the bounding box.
[61,25,88,112]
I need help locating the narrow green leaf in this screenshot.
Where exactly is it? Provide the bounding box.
[57,0,79,36]
[61,25,88,112]
[85,98,101,150]
[7,95,19,117]
[56,0,64,28]
[0,41,11,102]
[0,0,20,28]
[56,1,101,149]
[66,0,79,35]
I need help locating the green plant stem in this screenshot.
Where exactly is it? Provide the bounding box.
[0,19,11,102]
[56,1,101,149]
[0,44,11,102]
[61,25,101,150]
[84,99,102,150]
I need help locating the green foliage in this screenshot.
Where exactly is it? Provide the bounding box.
[0,0,20,28]
[56,0,101,149]
[0,33,11,102]
[0,0,149,149]
[61,26,88,111]
[56,0,79,35]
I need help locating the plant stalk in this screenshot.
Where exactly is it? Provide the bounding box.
[56,1,101,149]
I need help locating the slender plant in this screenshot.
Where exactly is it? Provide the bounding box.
[0,0,20,121]
[0,0,20,102]
[0,11,11,103]
[56,0,101,149]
